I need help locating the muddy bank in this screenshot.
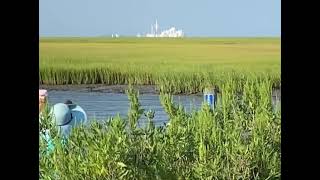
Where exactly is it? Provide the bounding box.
[40,84,280,97]
[40,84,203,95]
[40,84,162,94]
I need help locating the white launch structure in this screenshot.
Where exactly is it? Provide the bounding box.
[145,20,184,38]
[111,34,120,38]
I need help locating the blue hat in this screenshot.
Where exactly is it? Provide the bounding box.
[50,103,73,137]
[50,103,88,138]
[52,103,72,126]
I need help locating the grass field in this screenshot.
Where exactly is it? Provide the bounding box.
[39,37,280,93]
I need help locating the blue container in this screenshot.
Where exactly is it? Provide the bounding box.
[204,93,215,110]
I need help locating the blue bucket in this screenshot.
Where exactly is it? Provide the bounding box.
[204,93,215,109]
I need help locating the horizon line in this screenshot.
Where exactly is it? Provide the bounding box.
[39,35,281,38]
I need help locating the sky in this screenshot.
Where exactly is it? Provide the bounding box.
[39,0,281,37]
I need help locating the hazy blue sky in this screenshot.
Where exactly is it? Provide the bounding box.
[39,0,280,37]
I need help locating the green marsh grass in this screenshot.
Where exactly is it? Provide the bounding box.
[40,38,280,94]
[40,80,281,179]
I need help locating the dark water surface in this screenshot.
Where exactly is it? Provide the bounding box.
[47,89,280,126]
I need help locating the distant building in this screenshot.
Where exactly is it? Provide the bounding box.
[111,34,119,38]
[160,27,184,37]
[145,20,184,38]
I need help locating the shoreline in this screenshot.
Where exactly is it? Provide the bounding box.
[40,84,280,97]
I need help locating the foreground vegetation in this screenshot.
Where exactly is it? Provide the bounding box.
[39,37,280,94]
[40,79,281,179]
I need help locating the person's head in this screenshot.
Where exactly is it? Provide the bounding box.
[64,99,76,109]
[39,89,48,112]
[39,89,48,103]
[64,100,72,104]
